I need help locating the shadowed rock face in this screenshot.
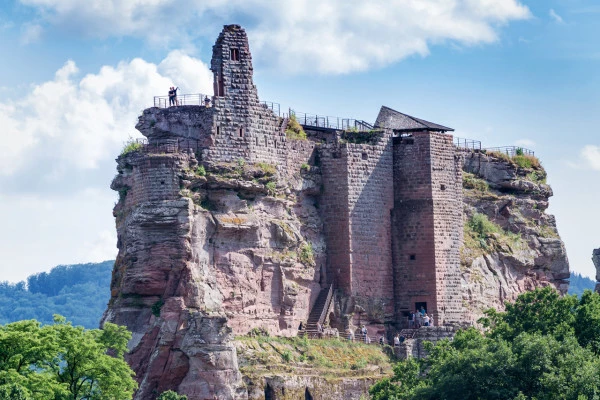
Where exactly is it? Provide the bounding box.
[461,151,570,322]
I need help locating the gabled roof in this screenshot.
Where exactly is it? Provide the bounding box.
[374,106,454,132]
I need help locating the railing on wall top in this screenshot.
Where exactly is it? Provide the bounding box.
[290,109,373,131]
[152,93,281,116]
[454,137,482,151]
[484,146,535,157]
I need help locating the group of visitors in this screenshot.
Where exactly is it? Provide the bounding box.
[408,307,434,328]
[167,86,212,108]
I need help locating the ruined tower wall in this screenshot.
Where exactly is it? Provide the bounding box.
[207,25,285,166]
[430,133,464,325]
[345,141,395,315]
[320,146,352,292]
[391,134,438,322]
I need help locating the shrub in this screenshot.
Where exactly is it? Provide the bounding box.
[157,391,188,400]
[513,154,541,169]
[151,299,164,317]
[120,138,143,156]
[298,242,315,266]
[515,147,524,156]
[468,213,501,240]
[281,350,293,363]
[463,173,489,192]
[256,162,276,175]
[286,115,307,140]
[265,181,276,196]
[301,163,310,171]
[195,165,206,176]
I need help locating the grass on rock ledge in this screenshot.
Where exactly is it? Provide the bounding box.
[234,335,393,378]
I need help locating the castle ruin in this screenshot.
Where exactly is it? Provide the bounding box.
[104,24,569,399]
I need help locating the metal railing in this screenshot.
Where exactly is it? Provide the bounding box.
[484,146,535,157]
[454,137,482,151]
[290,109,373,131]
[317,284,334,328]
[153,93,281,117]
[153,93,211,108]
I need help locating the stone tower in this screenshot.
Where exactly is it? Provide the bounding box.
[207,24,284,165]
[376,106,465,327]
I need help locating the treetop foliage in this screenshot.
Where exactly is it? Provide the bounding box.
[0,261,113,328]
[370,287,600,400]
[0,315,136,399]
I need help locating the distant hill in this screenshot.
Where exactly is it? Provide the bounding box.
[568,271,596,297]
[0,261,113,329]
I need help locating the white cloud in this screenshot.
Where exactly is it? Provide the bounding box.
[19,0,531,74]
[581,145,600,170]
[549,9,564,24]
[0,51,212,180]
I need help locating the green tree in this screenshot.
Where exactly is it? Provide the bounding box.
[0,315,137,400]
[370,288,600,400]
[157,390,188,400]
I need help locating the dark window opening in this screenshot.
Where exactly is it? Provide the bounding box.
[362,152,368,160]
[305,388,313,400]
[216,126,220,135]
[440,184,446,191]
[409,254,416,260]
[415,302,427,314]
[239,127,244,137]
[265,383,274,400]
[160,181,165,185]
[230,48,240,61]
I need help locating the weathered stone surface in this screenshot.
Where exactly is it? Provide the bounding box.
[102,24,572,399]
[461,151,570,322]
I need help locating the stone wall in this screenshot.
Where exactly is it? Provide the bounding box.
[391,132,465,327]
[430,133,464,325]
[395,326,457,359]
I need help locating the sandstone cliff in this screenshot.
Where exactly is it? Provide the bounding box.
[460,151,570,322]
[102,131,324,399]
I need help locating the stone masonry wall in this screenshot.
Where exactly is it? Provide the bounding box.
[391,134,438,324]
[429,133,464,325]
[319,145,352,292]
[345,140,395,320]
[207,25,285,166]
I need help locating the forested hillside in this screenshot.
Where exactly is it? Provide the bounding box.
[0,261,113,328]
[568,271,596,297]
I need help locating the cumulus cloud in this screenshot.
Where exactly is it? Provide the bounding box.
[549,9,564,24]
[0,51,212,184]
[19,0,531,74]
[580,145,600,171]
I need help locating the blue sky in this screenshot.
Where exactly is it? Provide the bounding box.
[0,0,598,283]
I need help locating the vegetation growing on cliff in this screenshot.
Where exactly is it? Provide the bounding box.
[0,315,136,399]
[286,115,307,140]
[120,138,144,156]
[369,287,600,400]
[462,213,525,261]
[235,335,392,378]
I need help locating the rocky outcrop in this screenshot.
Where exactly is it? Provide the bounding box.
[460,151,569,322]
[102,144,324,399]
[593,248,600,293]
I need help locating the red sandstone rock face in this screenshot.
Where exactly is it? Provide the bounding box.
[461,151,570,322]
[103,148,324,399]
